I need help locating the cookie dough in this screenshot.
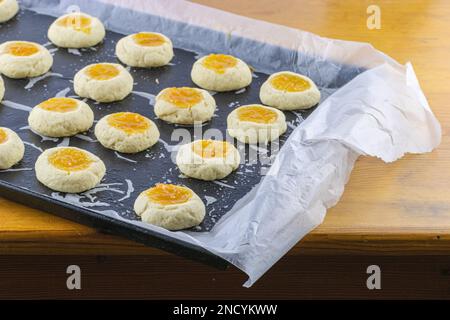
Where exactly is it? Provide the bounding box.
[35,146,106,193]
[260,71,321,110]
[95,112,160,153]
[0,41,53,78]
[47,12,105,48]
[0,75,4,102]
[115,32,173,67]
[0,0,19,23]
[191,53,252,92]
[28,97,94,137]
[227,104,287,144]
[154,87,216,124]
[134,183,205,230]
[0,127,24,169]
[74,63,133,102]
[176,139,240,181]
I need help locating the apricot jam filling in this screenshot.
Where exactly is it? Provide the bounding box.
[5,42,39,56]
[192,140,229,158]
[86,64,120,80]
[202,54,237,74]
[132,32,165,47]
[237,105,277,124]
[48,148,92,172]
[0,128,8,145]
[57,14,92,34]
[160,87,203,108]
[107,112,150,134]
[146,184,192,205]
[39,98,78,113]
[270,73,311,92]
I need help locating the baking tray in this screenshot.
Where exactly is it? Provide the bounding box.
[0,9,361,268]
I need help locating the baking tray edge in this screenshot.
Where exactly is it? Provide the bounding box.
[0,180,229,270]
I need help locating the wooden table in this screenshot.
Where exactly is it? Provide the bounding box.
[1,0,449,299]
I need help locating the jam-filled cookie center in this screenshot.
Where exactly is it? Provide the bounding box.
[57,14,92,34]
[202,54,238,74]
[270,73,311,92]
[160,87,203,108]
[48,148,92,172]
[39,98,78,113]
[5,42,39,57]
[146,184,192,205]
[237,106,277,124]
[133,32,165,47]
[86,64,120,81]
[192,140,229,159]
[107,112,150,134]
[0,128,8,145]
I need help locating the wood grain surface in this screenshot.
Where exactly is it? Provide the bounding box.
[2,255,450,299]
[0,0,449,298]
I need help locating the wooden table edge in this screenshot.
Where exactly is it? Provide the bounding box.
[1,227,449,257]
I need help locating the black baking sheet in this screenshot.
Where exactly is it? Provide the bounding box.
[0,9,362,267]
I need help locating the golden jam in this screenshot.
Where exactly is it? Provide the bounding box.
[107,112,150,134]
[192,140,229,159]
[48,148,92,172]
[202,54,237,74]
[160,87,203,108]
[86,64,120,80]
[0,128,8,145]
[38,98,78,113]
[146,184,192,205]
[132,32,165,47]
[237,105,277,124]
[270,73,311,92]
[57,14,92,34]
[5,42,39,57]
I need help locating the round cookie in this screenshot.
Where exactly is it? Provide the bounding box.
[0,127,24,169]
[154,87,216,124]
[74,63,133,102]
[28,97,94,137]
[0,75,4,102]
[0,41,53,79]
[134,183,205,230]
[115,32,173,68]
[0,0,19,23]
[227,104,287,144]
[191,53,252,92]
[260,71,321,110]
[35,147,106,193]
[176,139,240,181]
[47,12,105,48]
[95,112,160,153]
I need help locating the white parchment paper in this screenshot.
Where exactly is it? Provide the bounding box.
[21,0,441,286]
